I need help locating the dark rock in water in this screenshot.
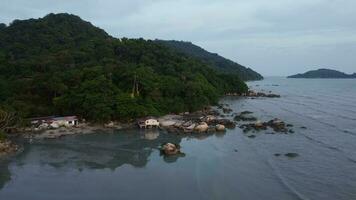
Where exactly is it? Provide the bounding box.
[265,132,275,135]
[206,109,220,116]
[285,153,299,158]
[265,94,281,98]
[242,90,281,98]
[223,108,233,114]
[217,104,224,109]
[239,118,293,134]
[209,119,236,129]
[300,126,307,129]
[248,135,256,139]
[234,113,257,122]
[274,153,281,157]
[286,124,293,127]
[234,149,238,152]
[266,118,288,133]
[241,111,253,115]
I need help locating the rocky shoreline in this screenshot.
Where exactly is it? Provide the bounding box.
[0,140,19,157]
[226,90,281,98]
[1,89,289,156]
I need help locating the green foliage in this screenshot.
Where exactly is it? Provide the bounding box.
[0,131,5,141]
[156,40,263,81]
[0,13,249,122]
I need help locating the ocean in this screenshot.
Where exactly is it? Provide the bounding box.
[1,77,356,200]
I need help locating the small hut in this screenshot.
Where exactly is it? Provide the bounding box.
[137,117,160,129]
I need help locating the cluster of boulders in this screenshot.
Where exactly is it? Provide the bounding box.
[234,111,257,122]
[241,90,281,98]
[164,117,231,134]
[0,140,19,156]
[239,118,294,133]
[160,107,236,134]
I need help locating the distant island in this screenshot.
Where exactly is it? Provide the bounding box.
[288,69,356,79]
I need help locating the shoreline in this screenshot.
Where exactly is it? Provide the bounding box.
[0,89,280,157]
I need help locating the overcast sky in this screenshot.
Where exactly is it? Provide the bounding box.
[1,0,356,76]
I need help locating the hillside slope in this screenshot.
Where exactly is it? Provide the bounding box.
[156,40,263,81]
[0,13,248,121]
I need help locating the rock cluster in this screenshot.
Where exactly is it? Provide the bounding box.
[242,90,281,98]
[234,112,257,122]
[239,118,293,133]
[160,107,234,134]
[0,140,19,156]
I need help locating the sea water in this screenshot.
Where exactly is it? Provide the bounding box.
[1,77,355,200]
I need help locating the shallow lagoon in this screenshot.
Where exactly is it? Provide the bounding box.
[1,77,356,200]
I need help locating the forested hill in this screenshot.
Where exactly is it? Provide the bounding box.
[288,69,356,79]
[0,13,248,122]
[155,40,263,81]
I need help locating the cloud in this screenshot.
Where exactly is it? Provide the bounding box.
[1,0,355,75]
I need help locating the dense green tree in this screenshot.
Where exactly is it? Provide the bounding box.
[0,13,249,122]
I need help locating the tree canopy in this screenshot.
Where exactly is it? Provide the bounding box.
[0,13,248,122]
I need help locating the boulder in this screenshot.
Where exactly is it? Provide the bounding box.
[160,120,176,127]
[161,143,181,155]
[50,123,60,129]
[203,115,216,123]
[104,121,115,128]
[215,124,226,132]
[194,122,209,132]
[255,121,264,128]
[38,123,49,130]
[209,119,236,129]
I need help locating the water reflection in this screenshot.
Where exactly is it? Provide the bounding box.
[0,129,225,190]
[0,160,11,190]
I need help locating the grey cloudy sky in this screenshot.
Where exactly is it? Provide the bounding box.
[1,0,356,76]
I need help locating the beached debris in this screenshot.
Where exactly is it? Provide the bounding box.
[160,143,181,155]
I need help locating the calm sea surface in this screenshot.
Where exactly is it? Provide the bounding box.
[1,77,356,200]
